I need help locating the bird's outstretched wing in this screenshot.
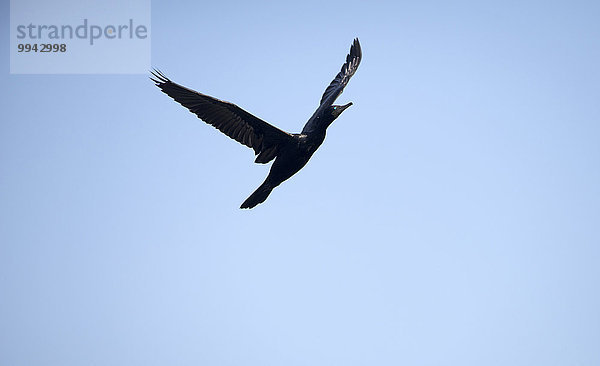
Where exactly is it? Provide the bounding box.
[319,38,362,107]
[151,70,293,163]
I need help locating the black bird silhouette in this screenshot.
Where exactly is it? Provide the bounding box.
[151,38,361,208]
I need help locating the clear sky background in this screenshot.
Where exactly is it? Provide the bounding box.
[1,0,599,365]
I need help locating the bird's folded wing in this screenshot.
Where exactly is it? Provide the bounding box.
[150,70,293,157]
[319,38,362,107]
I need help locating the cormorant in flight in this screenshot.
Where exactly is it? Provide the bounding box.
[151,38,361,208]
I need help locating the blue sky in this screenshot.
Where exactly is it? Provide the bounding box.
[1,0,600,365]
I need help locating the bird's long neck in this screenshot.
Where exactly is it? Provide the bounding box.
[301,107,335,135]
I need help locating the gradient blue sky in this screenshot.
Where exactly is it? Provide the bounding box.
[2,0,600,365]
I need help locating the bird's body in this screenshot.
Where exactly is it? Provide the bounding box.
[242,131,325,208]
[151,38,361,208]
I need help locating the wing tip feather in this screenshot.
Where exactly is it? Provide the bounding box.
[150,68,170,85]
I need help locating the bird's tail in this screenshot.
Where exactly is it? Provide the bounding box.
[240,182,273,209]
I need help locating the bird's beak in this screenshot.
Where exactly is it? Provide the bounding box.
[341,102,353,111]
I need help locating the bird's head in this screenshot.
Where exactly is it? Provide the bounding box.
[329,102,353,121]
